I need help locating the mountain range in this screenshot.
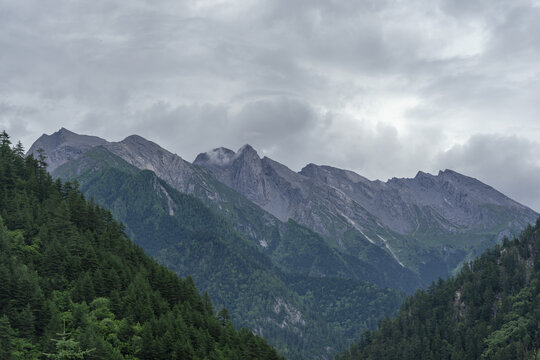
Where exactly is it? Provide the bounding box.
[30,128,538,281]
[31,128,419,290]
[27,128,538,359]
[195,145,536,280]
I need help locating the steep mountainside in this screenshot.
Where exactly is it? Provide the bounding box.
[195,146,537,282]
[0,131,282,360]
[194,145,387,235]
[52,146,405,360]
[337,218,540,360]
[32,128,537,286]
[34,128,419,292]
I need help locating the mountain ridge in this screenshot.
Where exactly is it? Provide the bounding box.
[30,128,538,285]
[35,128,419,291]
[50,143,406,359]
[195,143,537,280]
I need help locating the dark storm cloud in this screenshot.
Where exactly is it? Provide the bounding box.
[1,0,540,211]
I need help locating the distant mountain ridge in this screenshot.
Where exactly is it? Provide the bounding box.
[29,128,538,285]
[28,128,539,358]
[195,145,537,280]
[32,128,419,292]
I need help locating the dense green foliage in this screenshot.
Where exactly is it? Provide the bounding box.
[52,145,405,359]
[0,131,282,359]
[337,218,540,360]
[286,275,404,341]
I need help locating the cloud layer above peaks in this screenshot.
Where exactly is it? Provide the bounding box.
[2,0,540,211]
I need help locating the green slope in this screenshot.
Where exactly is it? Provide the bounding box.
[53,145,406,359]
[0,131,282,359]
[337,218,540,360]
[55,146,420,293]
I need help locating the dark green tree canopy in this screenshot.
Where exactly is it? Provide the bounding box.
[337,218,540,360]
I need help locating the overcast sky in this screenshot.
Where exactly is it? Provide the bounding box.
[2,0,540,211]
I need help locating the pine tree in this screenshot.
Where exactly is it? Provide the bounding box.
[43,321,95,359]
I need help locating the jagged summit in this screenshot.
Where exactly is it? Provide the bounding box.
[194,147,236,166]
[194,144,260,168]
[237,144,259,157]
[31,128,538,285]
[414,170,430,178]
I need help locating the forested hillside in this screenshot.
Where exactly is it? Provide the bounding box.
[52,145,404,359]
[337,217,540,360]
[0,130,282,359]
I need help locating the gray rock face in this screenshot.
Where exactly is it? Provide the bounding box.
[197,146,299,221]
[104,135,214,197]
[300,164,536,236]
[31,128,538,284]
[196,145,538,279]
[195,146,382,246]
[46,129,422,291]
[27,128,107,172]
[30,130,223,201]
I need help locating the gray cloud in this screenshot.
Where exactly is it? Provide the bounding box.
[436,134,540,211]
[1,0,540,211]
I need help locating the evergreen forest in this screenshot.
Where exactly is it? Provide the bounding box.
[337,217,540,359]
[0,130,282,359]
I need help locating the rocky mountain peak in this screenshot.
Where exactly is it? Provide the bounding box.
[237,144,259,156]
[194,144,261,168]
[230,144,264,183]
[58,127,74,135]
[412,170,437,188]
[234,144,261,167]
[119,134,167,154]
[27,128,107,172]
[300,163,372,186]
